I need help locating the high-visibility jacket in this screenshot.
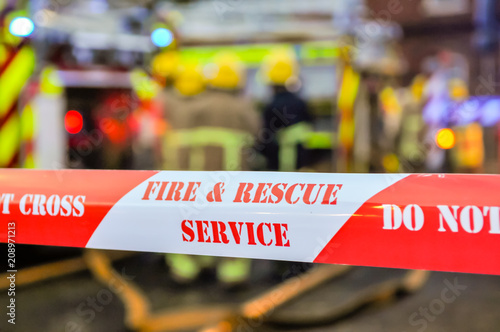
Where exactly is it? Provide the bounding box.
[276,122,313,172]
[162,89,258,285]
[161,88,203,170]
[163,90,260,171]
[262,89,311,171]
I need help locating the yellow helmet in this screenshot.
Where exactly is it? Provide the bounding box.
[205,52,245,90]
[174,62,205,96]
[151,51,180,81]
[262,47,299,86]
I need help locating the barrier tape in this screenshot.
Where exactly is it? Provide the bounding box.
[1,169,499,275]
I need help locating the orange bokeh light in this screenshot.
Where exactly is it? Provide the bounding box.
[435,128,456,150]
[65,110,83,134]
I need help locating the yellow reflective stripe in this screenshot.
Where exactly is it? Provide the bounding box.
[165,254,200,281]
[0,46,35,118]
[304,131,334,149]
[163,128,253,171]
[181,41,338,68]
[190,127,253,171]
[277,122,313,171]
[300,41,339,65]
[217,258,251,284]
[0,114,20,166]
[181,44,292,68]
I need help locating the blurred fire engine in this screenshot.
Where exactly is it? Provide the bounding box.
[1,0,171,170]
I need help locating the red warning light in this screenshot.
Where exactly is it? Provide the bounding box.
[65,110,83,134]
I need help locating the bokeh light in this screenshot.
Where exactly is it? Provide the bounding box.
[151,28,174,48]
[9,17,35,37]
[435,128,456,150]
[65,110,83,134]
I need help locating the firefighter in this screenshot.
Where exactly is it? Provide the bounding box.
[398,74,427,172]
[260,47,312,171]
[421,50,468,173]
[161,60,206,170]
[160,60,209,284]
[350,22,407,173]
[165,53,259,286]
[192,51,260,171]
[161,61,207,284]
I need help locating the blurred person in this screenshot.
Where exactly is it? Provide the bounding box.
[193,51,260,171]
[164,53,259,287]
[188,51,259,286]
[159,59,210,285]
[161,61,206,170]
[350,21,407,173]
[358,71,387,173]
[260,47,312,171]
[257,48,318,279]
[397,74,427,172]
[336,42,405,173]
[421,50,469,172]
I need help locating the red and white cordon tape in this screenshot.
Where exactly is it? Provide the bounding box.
[1,169,499,275]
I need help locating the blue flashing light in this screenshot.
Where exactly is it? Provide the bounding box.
[9,17,35,37]
[151,28,174,48]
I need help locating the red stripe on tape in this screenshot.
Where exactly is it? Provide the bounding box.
[0,169,158,247]
[314,174,500,275]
